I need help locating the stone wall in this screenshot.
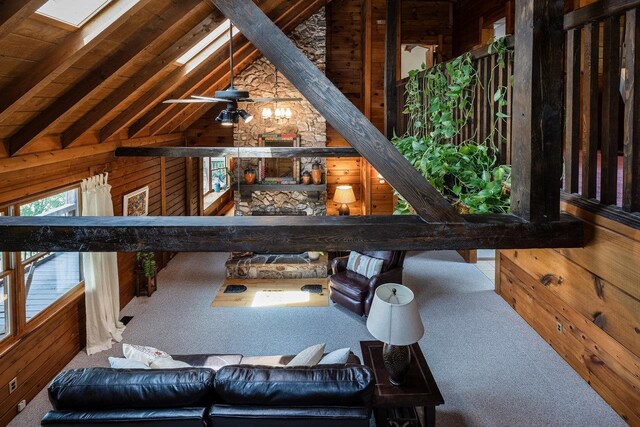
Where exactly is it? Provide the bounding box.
[234,9,327,216]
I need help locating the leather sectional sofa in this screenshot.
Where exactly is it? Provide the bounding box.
[41,352,374,427]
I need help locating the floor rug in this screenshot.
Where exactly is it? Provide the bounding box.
[212,278,329,308]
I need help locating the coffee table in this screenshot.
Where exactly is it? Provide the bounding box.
[360,340,444,427]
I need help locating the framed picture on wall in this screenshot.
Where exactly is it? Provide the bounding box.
[123,186,149,216]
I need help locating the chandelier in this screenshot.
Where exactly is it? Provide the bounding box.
[262,66,292,122]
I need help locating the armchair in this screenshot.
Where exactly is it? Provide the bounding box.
[329,251,407,316]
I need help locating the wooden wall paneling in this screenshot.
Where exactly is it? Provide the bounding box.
[402,0,453,59]
[0,0,49,41]
[0,0,153,130]
[581,22,599,200]
[161,157,167,215]
[60,4,218,147]
[564,28,581,194]
[600,15,621,205]
[453,0,510,56]
[623,8,640,212]
[499,256,640,425]
[384,0,399,138]
[6,0,203,156]
[501,249,640,356]
[510,0,564,222]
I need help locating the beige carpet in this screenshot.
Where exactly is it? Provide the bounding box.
[212,278,329,308]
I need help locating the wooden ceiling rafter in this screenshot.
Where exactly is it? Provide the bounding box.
[115,146,361,157]
[60,2,218,148]
[95,0,295,143]
[6,0,204,157]
[125,0,316,139]
[0,0,154,142]
[158,0,331,135]
[0,0,49,40]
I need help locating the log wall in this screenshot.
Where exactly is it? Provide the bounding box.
[497,203,640,425]
[0,134,187,425]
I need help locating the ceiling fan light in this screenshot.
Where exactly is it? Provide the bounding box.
[262,108,272,119]
[239,109,253,124]
[216,109,235,127]
[285,108,292,119]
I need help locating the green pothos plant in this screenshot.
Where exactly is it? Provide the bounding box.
[394,37,513,215]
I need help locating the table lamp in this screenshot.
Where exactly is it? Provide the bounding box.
[333,185,356,215]
[366,283,424,386]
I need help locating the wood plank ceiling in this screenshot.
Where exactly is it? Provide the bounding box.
[0,0,327,158]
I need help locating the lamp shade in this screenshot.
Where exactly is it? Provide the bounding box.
[333,185,356,204]
[366,284,424,346]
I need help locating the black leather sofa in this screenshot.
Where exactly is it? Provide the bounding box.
[41,353,374,427]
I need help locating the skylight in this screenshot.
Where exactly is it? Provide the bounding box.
[177,19,233,65]
[36,0,112,28]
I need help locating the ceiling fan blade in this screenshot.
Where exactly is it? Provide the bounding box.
[242,97,303,103]
[162,99,213,104]
[191,95,229,103]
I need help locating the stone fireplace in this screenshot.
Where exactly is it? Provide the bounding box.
[232,9,327,217]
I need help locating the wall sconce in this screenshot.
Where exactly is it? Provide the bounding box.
[378,173,386,184]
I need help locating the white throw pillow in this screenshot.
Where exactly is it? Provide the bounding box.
[149,358,192,369]
[318,348,351,365]
[123,344,172,366]
[287,343,326,367]
[108,357,150,370]
[346,251,384,279]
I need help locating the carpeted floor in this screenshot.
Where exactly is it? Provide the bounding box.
[9,251,624,427]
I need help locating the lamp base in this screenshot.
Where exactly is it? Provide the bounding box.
[338,204,350,216]
[382,343,412,386]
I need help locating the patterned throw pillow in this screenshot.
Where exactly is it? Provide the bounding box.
[123,344,172,366]
[347,252,384,279]
[287,343,326,367]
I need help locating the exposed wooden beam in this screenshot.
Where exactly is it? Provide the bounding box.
[60,4,218,148]
[129,0,315,139]
[0,0,152,128]
[155,0,326,135]
[0,214,584,252]
[7,0,203,156]
[384,0,399,138]
[0,134,183,175]
[511,0,564,222]
[116,146,360,158]
[0,0,48,40]
[210,0,462,223]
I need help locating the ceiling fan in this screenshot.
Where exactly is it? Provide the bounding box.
[163,21,302,126]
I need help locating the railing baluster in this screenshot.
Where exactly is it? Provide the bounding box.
[601,15,622,205]
[564,28,581,194]
[623,8,640,211]
[581,22,600,199]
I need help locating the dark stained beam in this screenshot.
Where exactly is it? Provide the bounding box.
[0,214,584,252]
[210,0,462,223]
[384,0,399,138]
[115,146,360,158]
[7,0,203,156]
[564,0,640,30]
[0,0,48,40]
[511,0,564,222]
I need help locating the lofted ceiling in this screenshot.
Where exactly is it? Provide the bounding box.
[0,0,329,158]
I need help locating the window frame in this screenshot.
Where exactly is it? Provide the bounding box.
[0,207,12,343]
[34,0,113,30]
[203,157,229,197]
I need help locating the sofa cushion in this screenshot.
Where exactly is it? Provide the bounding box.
[42,408,208,427]
[48,368,215,411]
[214,365,373,407]
[329,270,369,301]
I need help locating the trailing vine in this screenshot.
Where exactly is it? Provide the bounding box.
[394,37,514,215]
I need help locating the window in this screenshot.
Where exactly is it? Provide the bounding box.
[202,157,229,209]
[36,0,112,28]
[17,189,83,322]
[0,209,10,342]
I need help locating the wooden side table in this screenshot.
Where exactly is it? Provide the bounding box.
[360,341,444,427]
[135,269,157,297]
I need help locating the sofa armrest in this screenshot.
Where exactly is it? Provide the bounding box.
[42,408,208,427]
[331,256,349,275]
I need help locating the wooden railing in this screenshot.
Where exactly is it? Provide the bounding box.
[563,0,640,213]
[396,36,514,166]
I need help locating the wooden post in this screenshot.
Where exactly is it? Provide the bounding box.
[564,28,581,194]
[510,0,564,222]
[384,0,399,138]
[624,8,640,212]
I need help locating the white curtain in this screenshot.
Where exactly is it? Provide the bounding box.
[81,174,125,355]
